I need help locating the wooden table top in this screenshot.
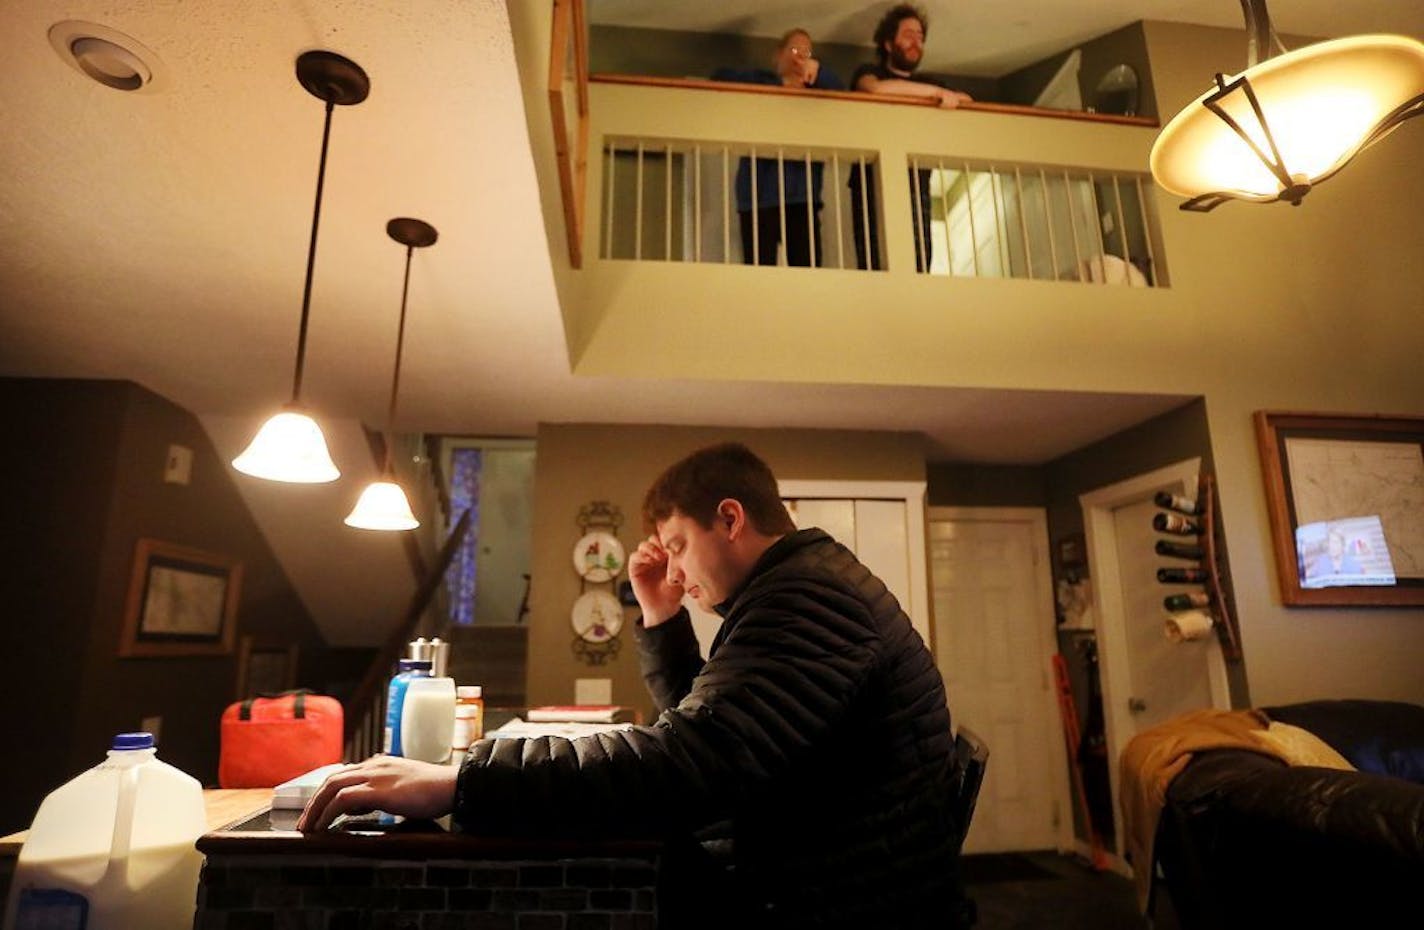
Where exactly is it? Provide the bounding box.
[0,788,272,857]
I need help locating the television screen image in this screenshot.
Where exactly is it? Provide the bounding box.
[1296,515,1396,589]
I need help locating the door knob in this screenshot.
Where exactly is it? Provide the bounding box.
[1128,697,1147,714]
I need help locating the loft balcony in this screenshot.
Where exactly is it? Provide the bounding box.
[553,75,1189,395]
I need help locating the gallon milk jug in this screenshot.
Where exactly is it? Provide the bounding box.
[3,732,206,930]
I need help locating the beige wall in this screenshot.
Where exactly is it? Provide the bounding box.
[511,13,1424,706]
[1141,21,1424,705]
[524,424,924,722]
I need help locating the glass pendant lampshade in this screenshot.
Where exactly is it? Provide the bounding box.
[1150,0,1424,214]
[345,479,419,531]
[232,408,340,483]
[344,217,438,532]
[233,50,369,481]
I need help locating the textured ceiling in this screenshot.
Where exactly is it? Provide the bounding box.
[9,1,1416,643]
[588,0,1424,75]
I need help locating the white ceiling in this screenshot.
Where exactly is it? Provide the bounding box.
[588,0,1424,75]
[3,1,1416,643]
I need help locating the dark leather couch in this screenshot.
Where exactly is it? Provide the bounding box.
[1155,699,1424,929]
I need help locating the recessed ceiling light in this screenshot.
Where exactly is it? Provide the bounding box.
[48,20,168,93]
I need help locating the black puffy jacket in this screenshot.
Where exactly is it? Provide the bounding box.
[457,529,964,928]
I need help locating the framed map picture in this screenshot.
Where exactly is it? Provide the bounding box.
[120,539,243,656]
[1254,411,1424,606]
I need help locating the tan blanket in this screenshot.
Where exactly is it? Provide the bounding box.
[1118,708,1276,911]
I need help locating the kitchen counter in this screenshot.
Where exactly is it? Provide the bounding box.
[195,801,660,928]
[4,789,661,928]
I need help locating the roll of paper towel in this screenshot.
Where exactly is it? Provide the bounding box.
[1165,608,1214,642]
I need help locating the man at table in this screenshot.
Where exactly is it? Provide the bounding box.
[300,442,969,929]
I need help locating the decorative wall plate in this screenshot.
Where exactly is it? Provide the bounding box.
[573,530,625,582]
[571,590,624,643]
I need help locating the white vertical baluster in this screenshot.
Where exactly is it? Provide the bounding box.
[1040,169,1059,281]
[694,144,702,263]
[777,148,788,267]
[723,146,731,263]
[1113,175,1131,275]
[1063,170,1083,283]
[1015,166,1033,280]
[832,153,845,269]
[1134,176,1158,287]
[664,143,672,261]
[635,141,644,261]
[963,161,981,278]
[750,145,759,264]
[805,150,816,268]
[911,155,926,273]
[604,140,615,259]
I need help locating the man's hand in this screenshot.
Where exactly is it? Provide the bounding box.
[628,535,682,628]
[296,756,458,833]
[936,87,972,109]
[799,57,820,87]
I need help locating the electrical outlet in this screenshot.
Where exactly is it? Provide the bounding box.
[164,444,192,485]
[575,678,613,705]
[1100,211,1116,236]
[140,715,163,742]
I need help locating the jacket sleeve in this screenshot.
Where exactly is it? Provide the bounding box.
[635,608,704,713]
[453,585,880,838]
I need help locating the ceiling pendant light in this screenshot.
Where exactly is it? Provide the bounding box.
[233,50,370,482]
[1150,0,1424,211]
[345,218,438,532]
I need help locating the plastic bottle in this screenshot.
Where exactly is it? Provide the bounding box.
[451,686,485,767]
[3,732,205,930]
[400,676,456,764]
[384,658,433,756]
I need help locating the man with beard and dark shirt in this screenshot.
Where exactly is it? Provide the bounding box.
[849,3,973,272]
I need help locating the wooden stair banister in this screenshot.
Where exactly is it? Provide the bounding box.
[343,507,474,759]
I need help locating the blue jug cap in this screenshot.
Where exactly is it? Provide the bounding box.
[112,732,155,751]
[397,659,433,673]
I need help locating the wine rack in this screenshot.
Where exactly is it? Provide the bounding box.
[1154,474,1241,661]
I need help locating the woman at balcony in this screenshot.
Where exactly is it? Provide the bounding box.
[711,29,843,267]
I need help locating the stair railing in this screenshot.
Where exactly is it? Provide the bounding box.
[342,507,473,761]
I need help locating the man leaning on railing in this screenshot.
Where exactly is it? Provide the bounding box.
[711,29,844,268]
[850,3,973,273]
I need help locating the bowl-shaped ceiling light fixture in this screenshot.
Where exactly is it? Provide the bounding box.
[233,50,369,482]
[1150,0,1424,211]
[345,218,438,532]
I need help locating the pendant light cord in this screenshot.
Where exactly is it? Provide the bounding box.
[291,98,336,405]
[1240,0,1286,67]
[383,244,415,475]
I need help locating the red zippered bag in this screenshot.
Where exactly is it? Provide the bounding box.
[218,690,343,788]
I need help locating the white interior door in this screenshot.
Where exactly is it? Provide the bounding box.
[1111,498,1215,731]
[929,508,1068,854]
[1080,460,1229,860]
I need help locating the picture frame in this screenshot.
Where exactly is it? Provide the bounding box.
[1058,532,1087,570]
[1253,411,1424,606]
[235,635,299,699]
[120,538,243,656]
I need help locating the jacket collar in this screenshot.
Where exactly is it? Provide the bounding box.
[712,527,830,618]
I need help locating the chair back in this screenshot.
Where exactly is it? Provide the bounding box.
[950,725,989,850]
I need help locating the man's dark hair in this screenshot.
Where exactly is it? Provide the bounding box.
[643,442,797,536]
[873,3,928,63]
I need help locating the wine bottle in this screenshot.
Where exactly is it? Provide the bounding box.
[1156,540,1205,560]
[1153,512,1202,535]
[1154,491,1200,515]
[1163,591,1211,611]
[1157,567,1208,584]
